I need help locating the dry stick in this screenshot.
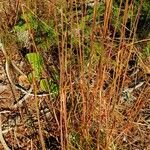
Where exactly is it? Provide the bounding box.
[0,114,11,150]
[13,85,49,109]
[12,86,33,109]
[22,5,46,149]
[59,6,65,149]
[0,42,17,102]
[15,84,49,96]
[34,82,46,150]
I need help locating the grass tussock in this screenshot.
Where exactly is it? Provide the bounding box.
[0,0,150,149]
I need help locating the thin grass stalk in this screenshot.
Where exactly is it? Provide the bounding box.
[103,0,112,37]
[33,78,46,150]
[60,5,65,149]
[50,1,66,148]
[60,2,69,148]
[119,0,129,46]
[21,2,46,148]
[96,68,106,149]
[64,7,69,148]
[129,0,144,41]
[74,0,87,141]
[109,0,123,55]
[67,0,75,123]
[88,0,99,77]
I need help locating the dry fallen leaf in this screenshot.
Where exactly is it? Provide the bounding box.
[18,74,30,89]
